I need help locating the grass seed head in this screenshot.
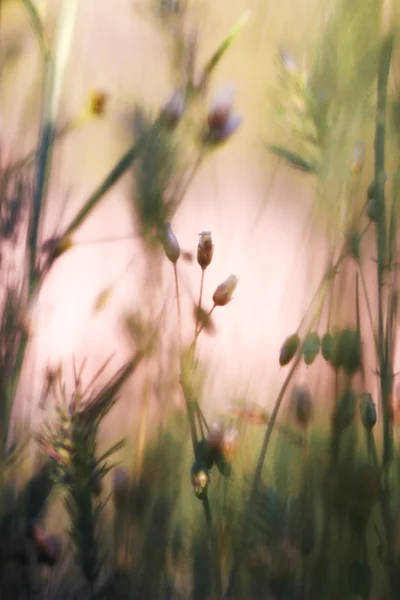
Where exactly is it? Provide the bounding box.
[292,385,314,428]
[203,84,243,147]
[360,393,377,431]
[279,333,300,366]
[338,329,362,375]
[321,332,333,361]
[162,223,180,263]
[331,389,357,431]
[302,332,320,365]
[197,231,214,269]
[212,274,238,306]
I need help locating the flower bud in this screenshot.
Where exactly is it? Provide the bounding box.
[360,393,377,431]
[292,385,313,428]
[162,223,180,263]
[190,460,209,499]
[203,84,243,147]
[212,274,238,306]
[302,332,320,366]
[279,333,300,366]
[197,231,214,269]
[159,89,185,130]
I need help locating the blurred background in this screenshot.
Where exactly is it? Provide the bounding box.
[2,0,398,445]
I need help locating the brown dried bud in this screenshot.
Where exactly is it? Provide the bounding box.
[197,231,214,269]
[212,274,238,306]
[203,84,243,146]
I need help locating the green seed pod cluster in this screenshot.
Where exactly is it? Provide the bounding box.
[321,329,362,375]
[331,389,357,432]
[339,329,362,375]
[279,333,300,366]
[302,332,320,365]
[360,393,377,431]
[291,385,314,429]
[190,460,209,499]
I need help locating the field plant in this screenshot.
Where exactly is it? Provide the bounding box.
[2,0,400,599]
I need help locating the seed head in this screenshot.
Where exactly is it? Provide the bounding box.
[212,274,238,306]
[203,84,243,147]
[197,231,214,269]
[159,89,185,130]
[162,223,180,263]
[279,333,300,366]
[360,393,377,431]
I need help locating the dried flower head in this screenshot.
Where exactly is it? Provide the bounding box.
[162,223,180,263]
[213,274,238,306]
[197,231,214,269]
[159,89,185,130]
[203,85,243,147]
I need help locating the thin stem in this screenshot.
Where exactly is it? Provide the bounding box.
[193,268,205,357]
[224,282,328,598]
[358,264,380,359]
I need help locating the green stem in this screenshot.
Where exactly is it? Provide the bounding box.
[373,31,397,600]
[224,282,328,598]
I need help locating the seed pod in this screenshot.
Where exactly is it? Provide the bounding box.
[162,223,180,263]
[279,333,300,366]
[197,231,214,269]
[302,332,320,365]
[159,89,185,130]
[191,460,209,499]
[321,332,333,361]
[292,385,313,429]
[328,329,345,369]
[360,393,376,431]
[196,438,215,470]
[212,275,238,306]
[338,328,362,375]
[331,389,357,431]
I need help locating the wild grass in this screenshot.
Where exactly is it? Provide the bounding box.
[1,0,400,599]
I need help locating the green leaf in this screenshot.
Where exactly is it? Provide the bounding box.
[266,144,318,173]
[202,11,250,79]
